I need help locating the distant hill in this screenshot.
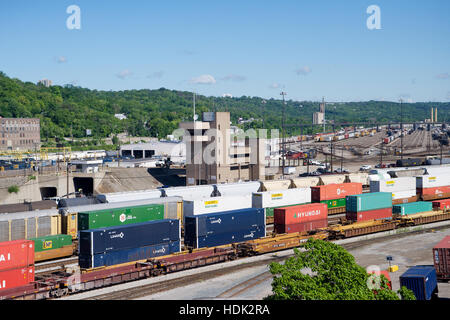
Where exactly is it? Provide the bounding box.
[0,71,449,140]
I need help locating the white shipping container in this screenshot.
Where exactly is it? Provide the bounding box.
[370,177,416,193]
[252,188,311,209]
[183,195,252,217]
[215,181,261,197]
[164,185,215,199]
[416,174,450,188]
[97,189,162,203]
[391,189,417,200]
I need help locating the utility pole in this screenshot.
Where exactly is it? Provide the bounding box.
[66,162,70,198]
[261,99,266,129]
[280,91,287,179]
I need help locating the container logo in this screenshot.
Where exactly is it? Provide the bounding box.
[271,193,283,200]
[204,200,219,208]
[0,280,5,289]
[0,253,11,263]
[244,232,255,238]
[211,218,222,224]
[119,214,126,223]
[43,241,53,249]
[110,232,125,239]
[153,247,166,254]
[294,209,322,219]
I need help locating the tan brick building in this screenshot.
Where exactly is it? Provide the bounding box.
[179,112,266,186]
[0,117,41,151]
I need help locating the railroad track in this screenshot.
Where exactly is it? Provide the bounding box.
[81,255,289,300]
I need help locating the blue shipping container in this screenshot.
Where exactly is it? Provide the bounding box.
[79,241,181,269]
[399,265,438,300]
[392,201,433,215]
[186,228,266,249]
[79,219,180,255]
[185,208,265,237]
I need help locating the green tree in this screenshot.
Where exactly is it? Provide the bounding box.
[265,239,415,300]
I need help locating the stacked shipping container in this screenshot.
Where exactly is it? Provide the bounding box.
[78,219,181,268]
[433,236,450,280]
[311,183,362,212]
[183,195,252,222]
[184,208,266,249]
[346,192,393,222]
[0,240,35,292]
[252,188,311,218]
[416,174,450,200]
[432,199,450,210]
[370,177,417,204]
[273,203,328,234]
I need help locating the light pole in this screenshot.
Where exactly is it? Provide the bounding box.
[400,98,403,161]
[280,92,287,178]
[261,99,266,129]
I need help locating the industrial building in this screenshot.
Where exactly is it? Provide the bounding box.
[179,111,266,186]
[0,117,41,151]
[120,140,185,163]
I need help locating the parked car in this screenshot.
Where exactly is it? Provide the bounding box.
[360,165,372,171]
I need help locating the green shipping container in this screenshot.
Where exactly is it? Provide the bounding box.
[346,192,392,212]
[31,234,73,252]
[78,203,164,230]
[393,201,433,216]
[320,198,346,209]
[265,203,310,217]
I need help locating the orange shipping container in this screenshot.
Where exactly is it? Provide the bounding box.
[418,186,450,196]
[311,183,363,201]
[274,203,328,225]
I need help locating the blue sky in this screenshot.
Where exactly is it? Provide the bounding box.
[0,1,449,102]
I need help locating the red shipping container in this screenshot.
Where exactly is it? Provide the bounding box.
[433,236,450,279]
[0,240,34,272]
[346,207,392,222]
[432,199,450,210]
[274,203,328,225]
[311,183,362,201]
[0,266,35,291]
[275,219,328,234]
[418,186,450,196]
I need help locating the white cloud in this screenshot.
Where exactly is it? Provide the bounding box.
[269,83,280,89]
[436,73,449,79]
[222,93,233,98]
[116,69,133,79]
[295,66,312,76]
[56,56,67,63]
[221,74,246,82]
[190,74,216,85]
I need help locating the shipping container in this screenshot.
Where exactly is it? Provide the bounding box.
[311,183,362,201]
[346,192,392,212]
[433,236,450,280]
[183,195,252,218]
[31,234,72,252]
[274,203,328,225]
[416,174,450,188]
[214,181,260,197]
[346,207,392,222]
[96,189,163,203]
[79,219,180,255]
[184,208,266,248]
[189,228,266,249]
[391,189,417,201]
[79,241,181,269]
[274,219,328,234]
[370,177,416,193]
[320,198,346,209]
[265,203,310,218]
[418,186,450,197]
[252,188,311,210]
[392,202,432,216]
[163,185,214,199]
[57,197,101,208]
[59,197,182,238]
[0,266,34,291]
[283,167,296,175]
[0,240,34,271]
[78,203,164,231]
[399,266,438,300]
[432,199,450,210]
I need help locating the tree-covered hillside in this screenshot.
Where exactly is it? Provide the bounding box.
[1,71,449,141]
